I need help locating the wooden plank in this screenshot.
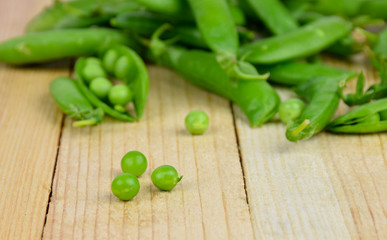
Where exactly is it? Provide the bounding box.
[0,0,69,239]
[234,57,387,239]
[43,66,254,239]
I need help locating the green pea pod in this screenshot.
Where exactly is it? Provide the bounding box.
[285,76,343,141]
[135,0,189,16]
[311,0,364,16]
[111,11,253,49]
[101,45,150,119]
[240,0,299,35]
[74,58,136,122]
[187,0,238,55]
[25,0,142,33]
[150,45,280,127]
[256,61,357,86]
[327,98,387,133]
[0,28,137,65]
[50,77,104,127]
[359,0,387,20]
[239,16,352,64]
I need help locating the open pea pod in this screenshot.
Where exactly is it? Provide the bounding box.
[74,57,136,122]
[327,98,387,133]
[101,45,150,119]
[50,77,104,127]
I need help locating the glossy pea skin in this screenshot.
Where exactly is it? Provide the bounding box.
[114,55,136,81]
[238,16,352,64]
[279,98,306,124]
[108,84,133,106]
[187,0,238,55]
[0,28,131,65]
[121,151,148,177]
[89,77,113,99]
[242,0,298,35]
[151,165,182,191]
[111,173,140,201]
[103,49,120,74]
[83,59,107,84]
[185,110,209,135]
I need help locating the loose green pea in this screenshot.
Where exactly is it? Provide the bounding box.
[108,84,133,106]
[185,110,209,135]
[151,165,182,191]
[111,173,140,201]
[83,62,107,84]
[114,55,136,80]
[121,151,148,177]
[103,49,120,74]
[86,57,103,66]
[89,77,113,99]
[278,98,306,124]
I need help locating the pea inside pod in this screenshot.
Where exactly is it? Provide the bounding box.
[74,57,136,122]
[101,45,150,119]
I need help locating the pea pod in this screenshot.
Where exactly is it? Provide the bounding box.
[75,57,136,122]
[285,76,343,141]
[256,61,357,86]
[135,0,189,16]
[239,16,352,64]
[373,28,387,60]
[101,45,150,119]
[0,28,137,65]
[50,77,104,127]
[25,0,142,33]
[327,98,387,133]
[187,0,238,55]
[150,45,280,127]
[240,0,299,35]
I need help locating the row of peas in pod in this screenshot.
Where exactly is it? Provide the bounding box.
[50,45,149,127]
[111,151,183,201]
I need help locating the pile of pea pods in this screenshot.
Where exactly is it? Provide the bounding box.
[1,0,387,141]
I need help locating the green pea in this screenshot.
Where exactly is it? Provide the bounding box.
[185,110,209,135]
[114,55,136,81]
[111,173,140,201]
[85,57,103,66]
[82,62,107,84]
[108,84,133,106]
[121,151,148,177]
[89,77,113,99]
[279,98,306,124]
[103,49,120,74]
[151,165,182,191]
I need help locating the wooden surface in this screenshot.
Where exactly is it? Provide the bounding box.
[0,0,386,239]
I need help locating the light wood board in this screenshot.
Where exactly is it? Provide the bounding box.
[0,0,386,239]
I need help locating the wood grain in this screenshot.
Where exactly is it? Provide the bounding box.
[234,57,387,239]
[0,0,68,239]
[43,67,254,240]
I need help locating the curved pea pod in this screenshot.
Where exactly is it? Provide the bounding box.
[153,46,280,127]
[256,61,357,86]
[240,0,298,35]
[135,0,189,16]
[50,77,104,127]
[238,16,353,64]
[74,58,136,122]
[0,28,138,65]
[327,98,387,133]
[187,0,238,55]
[285,76,343,141]
[25,0,142,33]
[101,45,150,119]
